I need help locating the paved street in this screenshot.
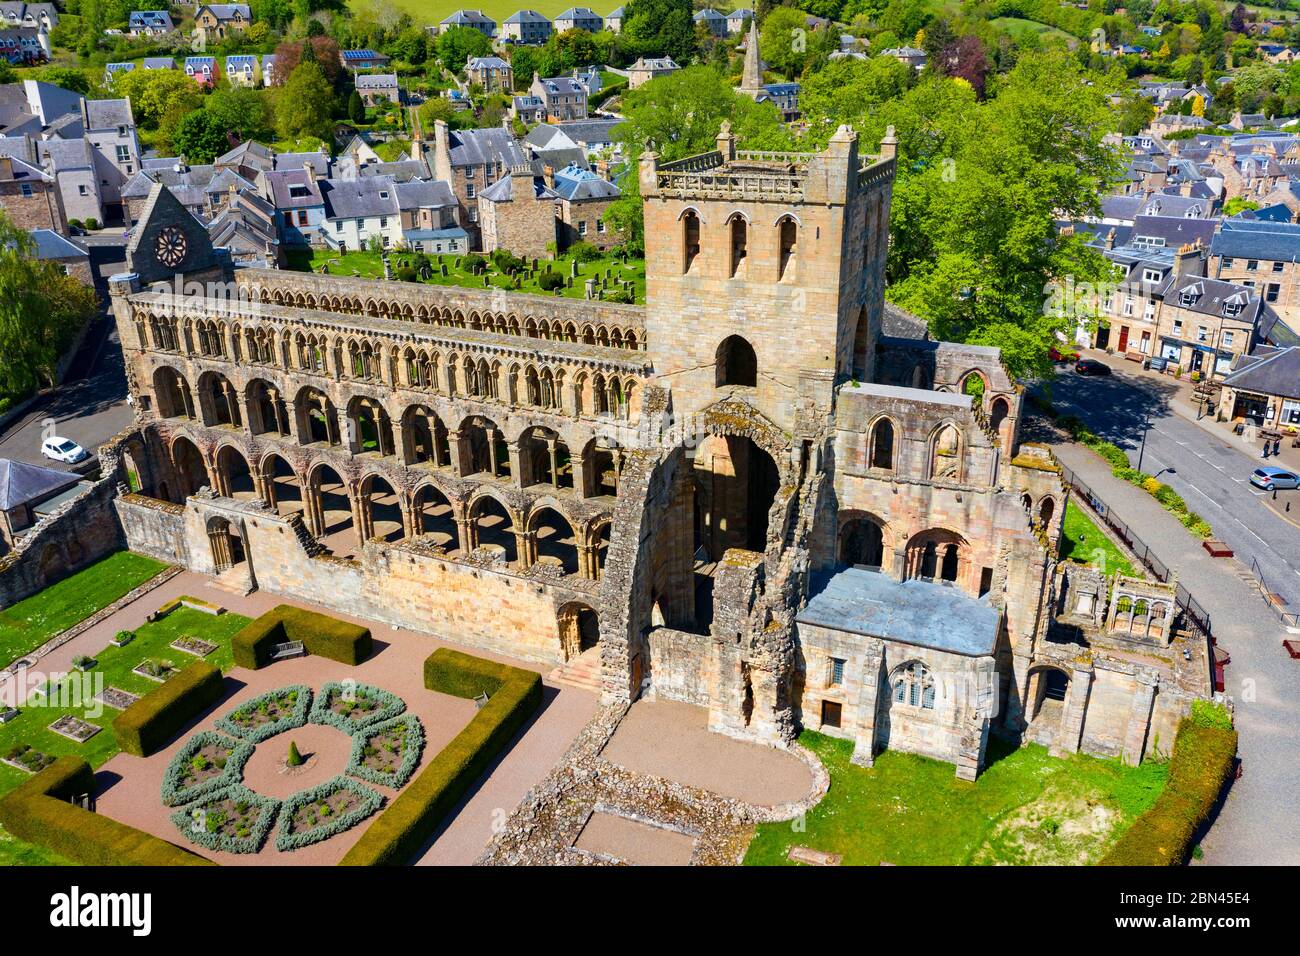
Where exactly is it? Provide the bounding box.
[1048,355,1300,613]
[1034,357,1300,864]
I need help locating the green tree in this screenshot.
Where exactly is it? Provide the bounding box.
[348,89,366,123]
[32,67,90,94]
[622,0,696,63]
[287,740,303,766]
[760,6,812,78]
[436,24,492,73]
[0,213,98,399]
[205,87,271,142]
[172,110,229,163]
[110,69,201,129]
[276,60,337,142]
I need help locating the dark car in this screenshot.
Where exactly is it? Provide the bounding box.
[1075,358,1111,376]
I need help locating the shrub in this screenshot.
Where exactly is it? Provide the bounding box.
[1100,719,1237,866]
[275,776,382,852]
[68,218,82,229]
[490,249,525,273]
[83,218,99,230]
[160,730,253,807]
[0,758,213,865]
[310,681,405,732]
[462,253,486,273]
[1190,700,1234,731]
[395,265,417,282]
[169,783,279,855]
[287,740,304,767]
[232,606,371,669]
[538,271,564,292]
[568,241,602,263]
[214,684,311,742]
[346,714,424,789]
[113,661,224,758]
[340,649,542,865]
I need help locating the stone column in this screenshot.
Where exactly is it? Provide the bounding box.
[546,439,559,489]
[455,516,474,552]
[506,440,523,486]
[1122,672,1159,767]
[486,432,500,476]
[351,488,369,544]
[180,382,196,419]
[517,529,536,569]
[570,455,589,498]
[1051,663,1093,757]
[851,645,884,767]
[399,495,416,540]
[1004,651,1033,732]
[447,431,465,477]
[269,389,287,435]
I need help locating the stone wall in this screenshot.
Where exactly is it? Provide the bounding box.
[115,493,188,565]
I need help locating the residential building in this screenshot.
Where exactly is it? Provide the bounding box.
[0,3,58,31]
[224,54,259,88]
[438,9,496,37]
[500,10,552,45]
[604,5,623,32]
[127,10,174,35]
[261,164,327,247]
[194,4,251,41]
[0,152,63,230]
[550,163,620,249]
[393,178,466,253]
[81,97,141,221]
[207,186,280,268]
[0,458,81,552]
[511,95,544,124]
[881,46,927,70]
[32,228,91,284]
[104,62,135,87]
[530,73,587,122]
[34,137,103,224]
[320,175,404,251]
[553,7,602,32]
[1220,345,1300,427]
[1211,219,1300,324]
[466,56,512,93]
[477,163,559,259]
[627,56,679,89]
[0,26,50,63]
[525,123,588,171]
[693,8,728,37]
[421,120,529,246]
[355,73,401,107]
[726,8,753,34]
[185,56,217,88]
[341,49,390,71]
[261,54,277,87]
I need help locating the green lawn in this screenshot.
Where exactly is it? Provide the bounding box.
[1058,499,1136,578]
[289,248,647,305]
[989,17,1079,45]
[0,601,250,864]
[0,603,249,793]
[744,731,1166,866]
[0,552,169,666]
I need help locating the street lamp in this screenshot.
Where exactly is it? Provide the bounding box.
[1137,411,1152,473]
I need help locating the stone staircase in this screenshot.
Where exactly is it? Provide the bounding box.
[547,647,603,693]
[206,563,255,597]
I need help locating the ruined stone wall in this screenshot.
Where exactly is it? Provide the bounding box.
[115,494,188,565]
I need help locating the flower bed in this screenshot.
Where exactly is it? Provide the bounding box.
[161,731,254,807]
[131,658,176,682]
[275,775,382,852]
[2,743,54,774]
[310,682,405,732]
[215,685,311,744]
[94,686,140,710]
[170,784,279,854]
[47,715,100,743]
[170,636,219,658]
[346,714,424,789]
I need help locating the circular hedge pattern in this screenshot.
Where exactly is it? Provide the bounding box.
[164,684,423,854]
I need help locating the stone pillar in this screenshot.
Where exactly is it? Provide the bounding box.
[350,488,369,543]
[570,455,589,498]
[517,529,536,569]
[270,389,287,435]
[180,382,196,419]
[1004,651,1033,732]
[1051,664,1093,757]
[546,439,559,489]
[486,432,500,476]
[506,440,523,487]
[850,645,884,768]
[399,495,416,540]
[1122,672,1159,766]
[448,431,465,477]
[459,516,477,551]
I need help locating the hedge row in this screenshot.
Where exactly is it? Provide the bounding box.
[0,757,212,866]
[1046,405,1215,539]
[232,605,372,670]
[339,649,542,866]
[1100,714,1238,866]
[113,661,224,757]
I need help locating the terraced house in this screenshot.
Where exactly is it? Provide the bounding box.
[105,123,1214,782]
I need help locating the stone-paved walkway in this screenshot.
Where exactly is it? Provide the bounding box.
[479,701,828,866]
[1045,435,1300,865]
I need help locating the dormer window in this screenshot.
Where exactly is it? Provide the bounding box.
[1179,283,1203,308]
[1142,267,1162,283]
[1223,299,1244,317]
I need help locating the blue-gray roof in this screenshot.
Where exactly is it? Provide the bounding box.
[796,568,1001,657]
[0,458,79,511]
[1212,218,1300,262]
[31,228,86,259]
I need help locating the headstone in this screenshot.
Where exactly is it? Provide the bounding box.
[585,278,596,299]
[571,259,579,277]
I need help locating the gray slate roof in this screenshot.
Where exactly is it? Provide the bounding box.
[0,458,79,511]
[444,126,527,169]
[1223,345,1300,399]
[796,567,1001,657]
[1212,218,1300,262]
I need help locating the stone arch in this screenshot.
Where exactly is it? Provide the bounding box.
[1037,495,1057,529]
[347,395,395,457]
[905,527,969,587]
[152,366,194,419]
[557,600,600,662]
[360,472,404,543]
[989,395,1011,435]
[869,415,896,471]
[467,492,517,563]
[1027,665,1071,730]
[889,660,936,710]
[206,515,245,573]
[587,517,611,580]
[715,335,757,388]
[520,426,572,489]
[928,422,964,483]
[777,213,798,280]
[296,386,339,446]
[460,415,509,479]
[681,207,701,273]
[260,452,302,516]
[403,404,451,467]
[838,510,889,570]
[528,505,579,575]
[960,370,988,404]
[307,461,355,551]
[197,370,240,428]
[693,431,780,560]
[727,210,748,277]
[170,434,208,498]
[413,481,458,549]
[246,378,289,437]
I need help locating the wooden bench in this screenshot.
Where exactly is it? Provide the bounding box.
[269,641,305,661]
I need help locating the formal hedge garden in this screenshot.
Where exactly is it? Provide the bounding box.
[113,661,225,758]
[163,684,421,856]
[232,605,372,670]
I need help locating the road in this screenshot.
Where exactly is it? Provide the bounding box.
[1049,361,1300,613]
[0,235,133,473]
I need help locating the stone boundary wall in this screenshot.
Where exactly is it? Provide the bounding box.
[115,494,188,565]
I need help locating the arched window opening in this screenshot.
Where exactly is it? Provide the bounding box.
[930,424,962,482]
[870,418,895,470]
[891,662,935,710]
[715,335,757,388]
[729,215,747,277]
[778,216,797,279]
[839,516,884,569]
[682,210,700,273]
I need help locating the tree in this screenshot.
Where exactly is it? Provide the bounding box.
[937,34,989,98]
[436,24,492,73]
[760,6,812,78]
[172,110,229,163]
[287,741,303,766]
[276,60,338,142]
[1116,90,1155,135]
[270,36,343,88]
[0,213,98,399]
[110,69,200,129]
[348,89,366,123]
[205,87,271,142]
[622,0,696,63]
[32,66,90,94]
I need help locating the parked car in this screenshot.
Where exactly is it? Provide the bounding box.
[1074,358,1111,376]
[40,437,88,464]
[1250,466,1299,491]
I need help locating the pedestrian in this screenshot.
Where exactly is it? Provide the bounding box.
[1262,443,1270,459]
[1274,439,1283,457]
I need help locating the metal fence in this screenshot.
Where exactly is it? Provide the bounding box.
[1058,463,1213,641]
[1248,556,1300,629]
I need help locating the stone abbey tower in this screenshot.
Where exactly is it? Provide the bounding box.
[104,126,1212,780]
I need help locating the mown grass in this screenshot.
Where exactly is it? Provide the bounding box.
[0,552,169,666]
[744,731,1167,866]
[1058,499,1136,578]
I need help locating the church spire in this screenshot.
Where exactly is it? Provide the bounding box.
[741,16,762,92]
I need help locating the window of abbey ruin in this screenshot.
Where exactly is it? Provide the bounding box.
[870,418,895,470]
[839,515,884,569]
[1038,496,1056,528]
[716,335,757,388]
[729,214,747,277]
[989,396,1010,435]
[778,216,797,280]
[682,210,700,273]
[892,662,935,710]
[929,424,962,482]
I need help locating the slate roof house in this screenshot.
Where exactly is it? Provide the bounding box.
[356,73,401,107]
[0,458,82,551]
[500,9,552,44]
[554,7,602,32]
[422,120,529,244]
[438,9,496,37]
[466,56,512,93]
[530,73,588,122]
[127,10,174,35]
[1221,345,1300,427]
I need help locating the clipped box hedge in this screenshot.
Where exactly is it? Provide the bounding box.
[0,757,212,866]
[113,660,224,757]
[340,649,542,866]
[1100,718,1238,866]
[232,604,372,670]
